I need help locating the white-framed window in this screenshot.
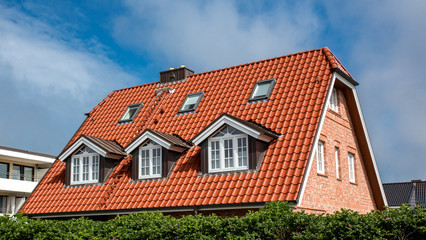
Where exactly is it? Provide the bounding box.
[329,88,338,112]
[71,146,100,185]
[335,147,340,179]
[316,141,325,174]
[138,140,162,179]
[208,125,249,172]
[348,153,355,182]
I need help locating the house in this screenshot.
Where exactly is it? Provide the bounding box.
[0,146,55,215]
[383,180,425,208]
[21,47,387,219]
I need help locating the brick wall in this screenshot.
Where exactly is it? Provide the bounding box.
[299,88,376,213]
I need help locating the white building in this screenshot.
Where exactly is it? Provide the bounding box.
[0,146,55,215]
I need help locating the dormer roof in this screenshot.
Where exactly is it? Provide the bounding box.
[58,135,126,161]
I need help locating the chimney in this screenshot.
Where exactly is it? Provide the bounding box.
[160,65,194,84]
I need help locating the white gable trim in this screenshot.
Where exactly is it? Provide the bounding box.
[191,115,274,146]
[296,73,336,207]
[296,72,388,207]
[125,131,172,154]
[58,137,107,162]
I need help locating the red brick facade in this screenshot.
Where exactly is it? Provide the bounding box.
[298,88,376,213]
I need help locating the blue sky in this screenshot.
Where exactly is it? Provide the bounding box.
[0,0,425,183]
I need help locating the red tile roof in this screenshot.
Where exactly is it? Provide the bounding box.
[22,47,345,215]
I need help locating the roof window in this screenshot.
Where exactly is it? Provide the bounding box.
[249,78,276,101]
[119,103,143,123]
[178,92,204,113]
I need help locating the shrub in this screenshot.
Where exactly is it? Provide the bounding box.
[0,202,424,239]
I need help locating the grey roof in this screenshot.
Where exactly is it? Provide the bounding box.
[147,129,192,149]
[82,135,127,156]
[0,145,56,159]
[383,180,426,208]
[191,113,279,143]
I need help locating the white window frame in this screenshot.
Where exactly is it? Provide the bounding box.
[70,147,100,185]
[138,141,162,179]
[335,147,340,179]
[208,131,249,173]
[316,141,325,174]
[348,153,355,182]
[329,88,338,112]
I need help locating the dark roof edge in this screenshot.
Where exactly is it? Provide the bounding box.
[0,145,56,159]
[26,201,298,218]
[333,68,359,86]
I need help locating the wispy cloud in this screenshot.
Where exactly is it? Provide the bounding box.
[0,4,137,154]
[113,0,321,71]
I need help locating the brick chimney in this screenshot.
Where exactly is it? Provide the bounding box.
[160,65,194,84]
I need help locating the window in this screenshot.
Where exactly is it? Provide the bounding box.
[0,162,8,179]
[12,164,34,181]
[335,147,340,179]
[71,146,100,184]
[316,141,325,174]
[179,92,204,113]
[329,88,338,112]
[249,78,276,101]
[208,125,249,172]
[348,153,355,182]
[139,140,162,179]
[119,103,143,123]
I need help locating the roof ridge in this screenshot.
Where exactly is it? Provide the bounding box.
[189,47,325,78]
[321,47,354,79]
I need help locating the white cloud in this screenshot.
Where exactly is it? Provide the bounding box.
[0,5,137,104]
[0,4,138,154]
[113,0,321,71]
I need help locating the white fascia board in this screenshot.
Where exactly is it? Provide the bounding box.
[0,149,55,164]
[125,131,172,154]
[58,137,108,162]
[296,73,336,207]
[192,116,262,146]
[349,83,388,206]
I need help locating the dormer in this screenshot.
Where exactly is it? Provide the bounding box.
[58,135,126,186]
[125,129,191,180]
[191,113,278,174]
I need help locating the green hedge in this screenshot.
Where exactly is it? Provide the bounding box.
[0,202,424,240]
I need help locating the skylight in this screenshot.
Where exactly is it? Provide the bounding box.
[249,78,276,101]
[179,92,204,113]
[119,103,143,123]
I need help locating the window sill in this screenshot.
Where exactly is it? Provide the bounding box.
[66,182,101,188]
[328,108,341,117]
[350,181,357,185]
[317,173,328,178]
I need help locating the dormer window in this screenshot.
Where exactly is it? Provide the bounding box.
[119,103,143,123]
[329,88,338,112]
[124,129,191,181]
[249,78,276,101]
[178,92,204,113]
[208,126,248,172]
[59,135,127,186]
[138,140,162,179]
[71,146,100,185]
[191,113,278,175]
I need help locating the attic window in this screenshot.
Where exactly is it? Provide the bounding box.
[178,92,204,113]
[71,146,100,185]
[119,103,143,123]
[329,88,338,112]
[249,78,276,101]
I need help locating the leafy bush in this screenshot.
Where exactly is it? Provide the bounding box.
[0,202,424,240]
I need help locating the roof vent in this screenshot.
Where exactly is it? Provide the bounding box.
[160,66,194,84]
